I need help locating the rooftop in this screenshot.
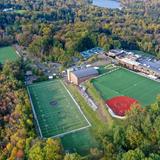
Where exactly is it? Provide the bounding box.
[111,49,160,74]
[73,67,98,78]
[138,57,160,73]
[109,49,125,56]
[120,58,140,66]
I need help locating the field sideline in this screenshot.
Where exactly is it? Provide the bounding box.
[27,79,91,138]
[91,68,160,107]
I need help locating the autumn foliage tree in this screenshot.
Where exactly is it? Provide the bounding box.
[101,98,160,160]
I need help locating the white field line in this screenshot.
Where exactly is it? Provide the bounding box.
[60,80,91,127]
[92,67,120,80]
[27,87,43,138]
[28,80,54,87]
[16,50,21,57]
[106,104,126,119]
[93,66,160,83]
[48,124,90,139]
[122,67,160,83]
[28,79,91,138]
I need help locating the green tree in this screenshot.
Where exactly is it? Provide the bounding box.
[74,34,95,52]
[29,142,44,160]
[64,153,82,160]
[122,148,145,160]
[43,138,62,160]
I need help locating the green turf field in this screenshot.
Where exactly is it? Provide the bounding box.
[92,68,160,106]
[0,46,19,64]
[28,80,90,138]
[61,128,98,155]
[98,64,118,74]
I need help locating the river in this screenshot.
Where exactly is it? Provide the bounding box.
[92,0,121,9]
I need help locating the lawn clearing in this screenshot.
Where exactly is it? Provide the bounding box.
[27,79,91,138]
[0,46,19,64]
[91,68,160,107]
[14,10,27,14]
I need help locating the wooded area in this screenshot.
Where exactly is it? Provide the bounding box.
[0,0,160,66]
[0,0,160,159]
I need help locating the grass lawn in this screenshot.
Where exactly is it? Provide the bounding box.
[63,84,110,154]
[61,128,98,155]
[28,80,100,155]
[0,46,19,64]
[91,68,160,107]
[14,10,27,14]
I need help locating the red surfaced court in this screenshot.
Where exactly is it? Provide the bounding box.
[106,96,139,117]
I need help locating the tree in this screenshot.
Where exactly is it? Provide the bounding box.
[101,99,160,159]
[29,142,44,160]
[122,148,145,160]
[43,139,62,160]
[64,153,82,160]
[74,34,95,52]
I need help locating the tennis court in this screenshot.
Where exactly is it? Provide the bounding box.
[27,80,91,138]
[92,68,160,106]
[0,46,19,64]
[80,47,104,59]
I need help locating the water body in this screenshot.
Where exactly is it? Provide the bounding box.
[93,0,121,9]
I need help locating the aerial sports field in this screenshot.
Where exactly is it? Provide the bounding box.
[0,46,19,64]
[92,68,160,107]
[27,79,91,138]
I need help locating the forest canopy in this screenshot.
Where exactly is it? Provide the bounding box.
[0,0,159,63]
[0,0,160,159]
